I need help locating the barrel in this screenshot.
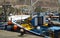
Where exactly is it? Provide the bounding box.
[0,24,5,30]
[0,25,5,30]
[7,25,12,31]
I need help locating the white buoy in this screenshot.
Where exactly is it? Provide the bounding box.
[37,26,40,30]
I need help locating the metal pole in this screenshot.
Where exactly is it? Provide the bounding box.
[25,0,26,5]
[59,11,60,22]
[30,0,33,17]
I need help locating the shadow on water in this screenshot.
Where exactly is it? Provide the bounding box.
[18,34,27,37]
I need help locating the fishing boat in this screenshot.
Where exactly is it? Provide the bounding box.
[8,15,48,36]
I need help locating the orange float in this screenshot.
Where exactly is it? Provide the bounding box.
[8,20,12,25]
[13,24,18,31]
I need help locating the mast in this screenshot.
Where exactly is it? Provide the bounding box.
[3,0,7,22]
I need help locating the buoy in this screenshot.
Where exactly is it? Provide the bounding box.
[13,24,18,31]
[43,23,48,26]
[8,20,12,25]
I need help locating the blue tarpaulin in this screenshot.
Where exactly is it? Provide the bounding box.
[48,26,60,31]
